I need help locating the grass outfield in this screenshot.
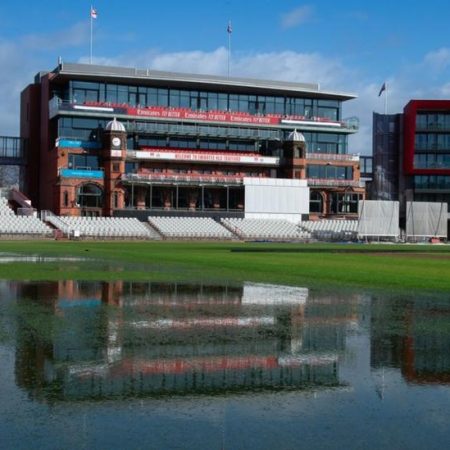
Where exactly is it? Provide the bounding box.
[0,240,449,292]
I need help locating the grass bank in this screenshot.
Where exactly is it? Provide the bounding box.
[0,240,449,293]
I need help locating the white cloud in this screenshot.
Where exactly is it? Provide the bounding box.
[21,22,90,51]
[423,47,450,72]
[1,23,450,159]
[281,5,313,29]
[0,40,38,135]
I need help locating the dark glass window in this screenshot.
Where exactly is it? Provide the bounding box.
[68,153,99,170]
[307,165,353,180]
[309,191,323,213]
[77,184,103,208]
[329,192,361,214]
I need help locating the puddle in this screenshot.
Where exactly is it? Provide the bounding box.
[1,280,450,449]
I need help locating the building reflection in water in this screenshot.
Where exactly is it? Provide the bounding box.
[14,280,362,401]
[370,295,450,385]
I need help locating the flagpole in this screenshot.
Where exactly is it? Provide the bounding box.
[227,21,232,78]
[90,5,93,64]
[384,82,388,115]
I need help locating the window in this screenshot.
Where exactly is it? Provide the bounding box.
[307,165,353,180]
[63,191,69,207]
[309,191,323,213]
[68,154,100,170]
[76,184,103,208]
[329,192,361,214]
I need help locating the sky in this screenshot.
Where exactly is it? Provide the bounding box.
[1,0,450,154]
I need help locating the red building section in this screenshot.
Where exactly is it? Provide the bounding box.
[403,99,450,175]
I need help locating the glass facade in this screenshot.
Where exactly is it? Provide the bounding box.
[66,81,341,121]
[0,136,22,158]
[416,113,450,131]
[307,165,353,180]
[414,175,450,190]
[300,132,347,154]
[56,82,349,158]
[415,133,450,151]
[414,153,450,169]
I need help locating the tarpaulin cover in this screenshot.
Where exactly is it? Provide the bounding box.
[357,200,399,237]
[406,202,447,238]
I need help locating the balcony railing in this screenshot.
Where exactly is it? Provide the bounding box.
[128,148,279,166]
[307,178,364,188]
[122,172,244,185]
[49,98,359,132]
[306,152,359,162]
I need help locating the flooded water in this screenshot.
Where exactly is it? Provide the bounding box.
[0,280,450,449]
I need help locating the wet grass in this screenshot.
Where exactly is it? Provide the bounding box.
[0,240,449,292]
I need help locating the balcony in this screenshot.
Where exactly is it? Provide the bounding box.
[307,178,364,188]
[122,172,244,186]
[306,153,359,162]
[127,148,280,166]
[49,98,358,134]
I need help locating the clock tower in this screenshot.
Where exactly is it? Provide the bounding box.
[103,117,127,216]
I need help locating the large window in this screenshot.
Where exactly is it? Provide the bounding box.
[309,191,323,213]
[307,165,353,180]
[287,131,347,154]
[67,81,342,119]
[58,117,106,141]
[414,153,450,169]
[329,192,361,214]
[415,133,450,151]
[68,153,99,170]
[416,113,450,131]
[76,184,103,208]
[414,175,450,190]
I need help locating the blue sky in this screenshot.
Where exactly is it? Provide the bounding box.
[1,0,450,153]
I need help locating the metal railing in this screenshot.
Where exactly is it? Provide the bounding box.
[307,178,364,188]
[306,152,359,162]
[122,172,244,185]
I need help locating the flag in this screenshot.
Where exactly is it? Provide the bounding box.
[378,82,386,97]
[91,7,97,19]
[227,21,232,34]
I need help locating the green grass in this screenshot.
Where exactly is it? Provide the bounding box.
[0,240,449,293]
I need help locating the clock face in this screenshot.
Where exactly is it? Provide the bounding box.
[112,137,121,147]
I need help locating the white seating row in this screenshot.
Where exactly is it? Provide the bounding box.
[0,215,53,235]
[0,197,15,216]
[149,216,234,239]
[55,216,160,238]
[221,218,310,240]
[299,220,358,241]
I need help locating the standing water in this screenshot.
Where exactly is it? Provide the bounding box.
[0,280,449,449]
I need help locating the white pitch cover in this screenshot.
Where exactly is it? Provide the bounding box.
[244,177,309,222]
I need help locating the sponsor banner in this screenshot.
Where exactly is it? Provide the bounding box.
[73,105,114,113]
[110,150,122,158]
[133,149,279,165]
[281,119,341,127]
[56,139,102,149]
[127,107,281,125]
[60,169,104,179]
